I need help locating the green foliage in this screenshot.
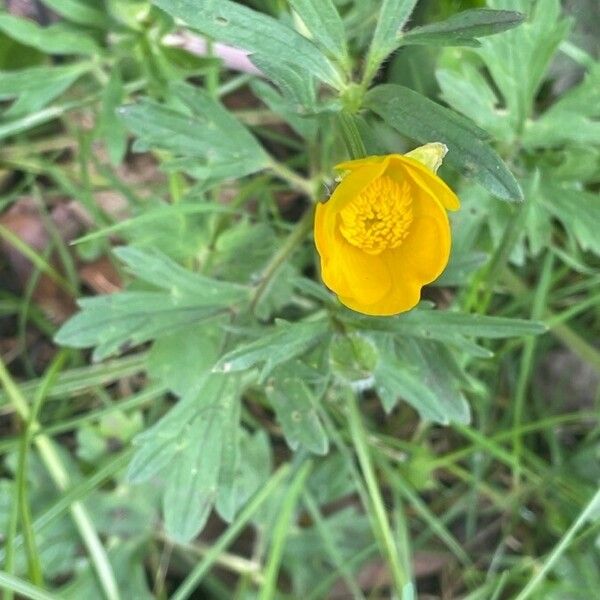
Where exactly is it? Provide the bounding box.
[55,247,249,360]
[119,83,270,184]
[366,84,523,200]
[1,0,599,598]
[153,0,343,88]
[0,14,100,55]
[289,0,349,67]
[437,0,600,265]
[401,8,525,47]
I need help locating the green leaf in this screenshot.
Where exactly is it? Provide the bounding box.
[250,55,317,111]
[349,308,547,340]
[216,430,272,523]
[289,0,348,65]
[365,84,523,201]
[329,332,379,385]
[99,68,127,166]
[365,0,419,79]
[250,79,317,139]
[153,0,342,88]
[541,184,600,255]
[402,9,524,47]
[375,336,470,423]
[40,0,111,28]
[0,63,90,118]
[523,65,600,148]
[267,369,328,455]
[215,330,328,378]
[476,0,571,130]
[147,324,219,396]
[113,246,248,303]
[0,15,100,55]
[436,62,509,142]
[345,309,545,360]
[214,393,241,522]
[434,251,488,286]
[119,83,269,184]
[214,319,330,378]
[128,375,239,541]
[55,292,224,361]
[55,247,249,360]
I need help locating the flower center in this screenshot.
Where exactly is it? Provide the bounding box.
[338,175,413,255]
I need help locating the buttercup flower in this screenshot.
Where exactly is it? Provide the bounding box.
[314,143,460,316]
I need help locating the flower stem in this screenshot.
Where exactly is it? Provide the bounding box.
[268,160,314,197]
[250,208,314,313]
[338,111,367,160]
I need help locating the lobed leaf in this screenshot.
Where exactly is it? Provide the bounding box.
[375,336,470,423]
[347,308,546,340]
[119,83,269,184]
[128,375,241,542]
[214,319,330,378]
[267,369,328,455]
[55,247,248,360]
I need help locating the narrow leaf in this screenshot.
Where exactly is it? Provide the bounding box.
[214,319,330,377]
[365,0,419,77]
[402,9,524,47]
[153,0,342,87]
[348,309,546,339]
[366,84,523,200]
[0,15,100,55]
[289,0,348,64]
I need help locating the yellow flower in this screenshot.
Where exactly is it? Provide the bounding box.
[314,144,460,316]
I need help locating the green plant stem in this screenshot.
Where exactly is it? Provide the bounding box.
[258,461,312,600]
[378,459,471,566]
[429,411,596,469]
[512,253,554,485]
[0,224,76,295]
[0,358,121,600]
[0,571,56,600]
[0,449,133,565]
[514,488,600,600]
[171,465,290,600]
[346,393,411,594]
[465,204,525,313]
[250,207,314,312]
[164,535,263,585]
[16,353,67,587]
[268,160,314,196]
[338,111,367,159]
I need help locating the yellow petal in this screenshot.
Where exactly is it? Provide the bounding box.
[320,228,391,305]
[328,156,391,212]
[334,154,387,173]
[387,154,460,211]
[338,276,421,316]
[387,213,451,285]
[314,157,391,262]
